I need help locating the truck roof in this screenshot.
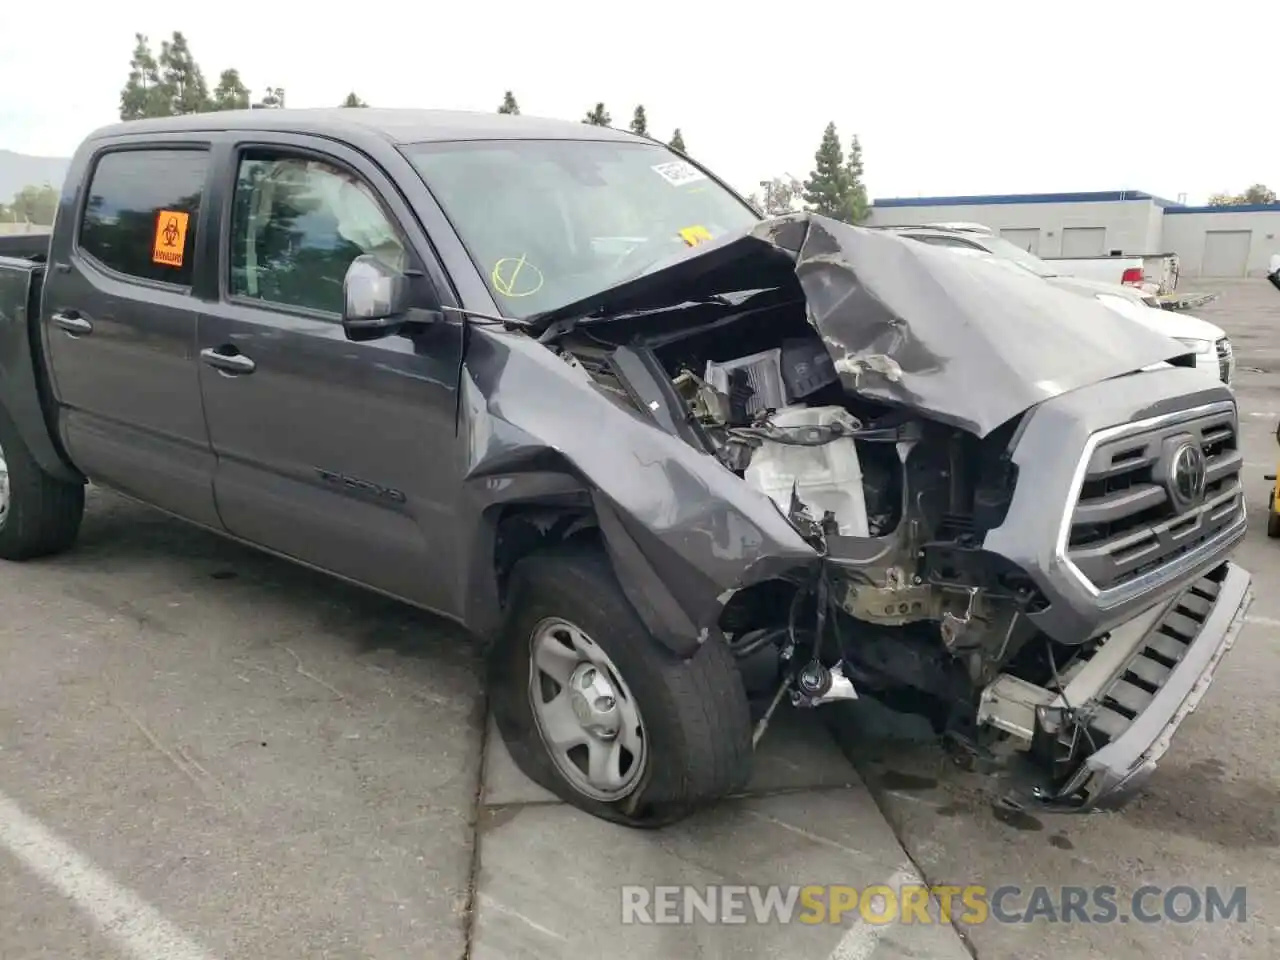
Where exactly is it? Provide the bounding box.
[84,107,647,147]
[869,225,960,236]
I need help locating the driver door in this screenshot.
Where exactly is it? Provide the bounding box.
[197,136,464,612]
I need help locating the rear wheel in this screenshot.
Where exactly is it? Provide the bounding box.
[0,408,85,561]
[1268,491,1280,539]
[490,541,753,827]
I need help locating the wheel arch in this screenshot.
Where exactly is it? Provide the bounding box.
[459,466,704,658]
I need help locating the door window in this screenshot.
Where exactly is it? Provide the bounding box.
[78,149,209,286]
[228,152,406,315]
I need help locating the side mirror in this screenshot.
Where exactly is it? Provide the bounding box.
[342,255,410,340]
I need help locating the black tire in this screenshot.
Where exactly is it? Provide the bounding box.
[1269,492,1280,539]
[490,540,753,827]
[0,406,85,561]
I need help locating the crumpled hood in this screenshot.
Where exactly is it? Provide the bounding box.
[531,213,1191,437]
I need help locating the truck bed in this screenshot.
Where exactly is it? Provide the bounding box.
[0,231,51,262]
[1042,252,1180,296]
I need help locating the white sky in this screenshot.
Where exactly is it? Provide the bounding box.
[1,0,1273,204]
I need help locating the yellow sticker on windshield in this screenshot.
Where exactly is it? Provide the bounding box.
[491,255,545,298]
[679,225,714,247]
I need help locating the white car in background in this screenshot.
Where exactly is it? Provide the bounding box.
[886,225,1234,386]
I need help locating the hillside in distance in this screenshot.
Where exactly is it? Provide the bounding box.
[0,150,71,203]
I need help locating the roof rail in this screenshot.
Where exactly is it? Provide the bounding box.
[921,221,993,234]
[870,223,993,235]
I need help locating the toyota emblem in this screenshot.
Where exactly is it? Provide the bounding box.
[1169,441,1208,508]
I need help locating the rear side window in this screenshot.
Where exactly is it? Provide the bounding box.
[79,149,208,286]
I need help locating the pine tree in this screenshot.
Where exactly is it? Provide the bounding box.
[211,69,251,111]
[583,103,611,126]
[668,128,686,153]
[803,122,848,220]
[497,91,520,115]
[119,34,168,120]
[341,92,369,107]
[158,31,211,115]
[629,105,648,137]
[842,134,869,224]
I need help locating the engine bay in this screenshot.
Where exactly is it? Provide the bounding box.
[555,294,1054,694]
[515,213,1247,814]
[544,291,1171,808]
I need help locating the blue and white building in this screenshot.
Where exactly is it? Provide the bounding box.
[866,190,1280,278]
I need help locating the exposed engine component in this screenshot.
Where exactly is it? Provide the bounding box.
[744,405,869,538]
[839,565,933,625]
[792,661,858,708]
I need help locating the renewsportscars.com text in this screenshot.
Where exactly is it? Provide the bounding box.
[620,884,1247,926]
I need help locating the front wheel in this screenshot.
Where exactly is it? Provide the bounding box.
[1268,491,1280,539]
[490,541,753,827]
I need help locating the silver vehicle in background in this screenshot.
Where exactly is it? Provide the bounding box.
[883,225,1235,387]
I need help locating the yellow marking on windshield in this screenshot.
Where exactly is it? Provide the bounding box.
[679,225,714,247]
[491,255,545,298]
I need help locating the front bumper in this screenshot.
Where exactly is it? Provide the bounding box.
[1043,560,1251,810]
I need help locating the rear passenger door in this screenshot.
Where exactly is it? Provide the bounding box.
[196,136,464,612]
[42,140,219,526]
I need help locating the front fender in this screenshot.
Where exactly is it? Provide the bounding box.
[454,327,819,654]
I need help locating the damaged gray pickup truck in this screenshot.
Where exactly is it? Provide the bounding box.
[0,109,1252,827]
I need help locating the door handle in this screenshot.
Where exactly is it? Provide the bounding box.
[200,347,256,375]
[52,312,93,336]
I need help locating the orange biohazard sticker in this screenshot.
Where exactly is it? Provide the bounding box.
[152,210,190,267]
[679,225,713,247]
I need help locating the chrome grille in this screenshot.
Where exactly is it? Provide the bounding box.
[1215,337,1233,384]
[1066,406,1242,592]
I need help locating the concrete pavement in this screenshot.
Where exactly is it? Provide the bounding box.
[473,712,971,959]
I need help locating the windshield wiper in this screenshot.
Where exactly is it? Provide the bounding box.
[534,296,737,343]
[441,305,532,330]
[616,255,683,286]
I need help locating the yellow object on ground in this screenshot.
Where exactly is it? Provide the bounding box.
[1267,422,1280,538]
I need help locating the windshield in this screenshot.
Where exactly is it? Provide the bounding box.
[404,139,760,318]
[975,235,1058,278]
